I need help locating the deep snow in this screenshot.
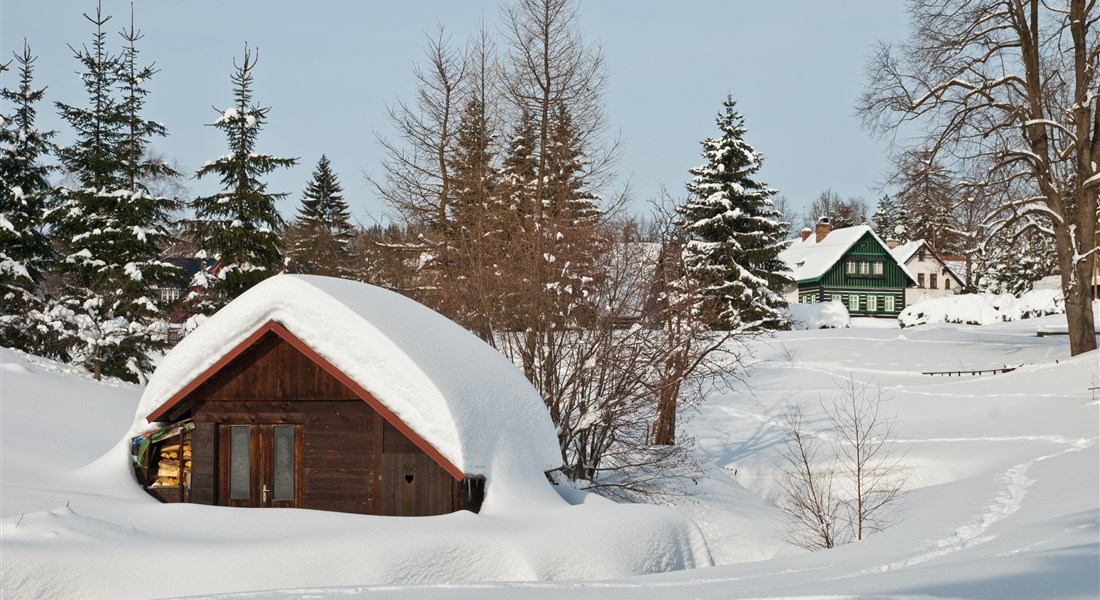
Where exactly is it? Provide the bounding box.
[2,313,1098,600]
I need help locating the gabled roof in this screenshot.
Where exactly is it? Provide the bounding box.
[780,225,917,283]
[890,239,964,283]
[136,275,562,485]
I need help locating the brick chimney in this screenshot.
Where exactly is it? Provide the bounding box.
[886,238,899,249]
[800,227,812,242]
[814,217,831,243]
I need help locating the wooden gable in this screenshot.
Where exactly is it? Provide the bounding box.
[814,231,912,290]
[139,320,484,516]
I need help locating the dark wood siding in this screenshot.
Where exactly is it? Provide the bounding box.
[160,331,478,516]
[189,422,216,505]
[800,232,910,317]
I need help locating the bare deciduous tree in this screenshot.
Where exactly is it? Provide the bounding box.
[776,404,846,550]
[827,379,905,541]
[859,0,1099,356]
[371,25,466,309]
[777,380,906,549]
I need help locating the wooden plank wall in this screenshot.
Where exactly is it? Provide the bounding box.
[189,422,216,505]
[182,331,474,516]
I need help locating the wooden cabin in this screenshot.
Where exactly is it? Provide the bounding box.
[133,276,562,517]
[781,220,918,318]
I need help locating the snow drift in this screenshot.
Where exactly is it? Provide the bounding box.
[783,300,851,329]
[898,289,1070,327]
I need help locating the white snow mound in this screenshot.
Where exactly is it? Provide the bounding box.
[784,300,851,329]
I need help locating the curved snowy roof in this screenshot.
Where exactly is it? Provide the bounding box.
[780,225,917,283]
[135,275,562,485]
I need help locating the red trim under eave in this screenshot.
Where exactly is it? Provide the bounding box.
[145,319,466,481]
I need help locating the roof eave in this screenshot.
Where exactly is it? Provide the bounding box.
[145,319,467,481]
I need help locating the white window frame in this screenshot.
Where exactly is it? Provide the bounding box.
[872,261,883,275]
[846,260,856,274]
[867,295,877,312]
[848,294,860,312]
[885,295,895,312]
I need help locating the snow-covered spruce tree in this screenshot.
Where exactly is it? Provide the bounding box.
[892,150,958,253]
[540,102,604,321]
[871,194,900,240]
[51,6,181,382]
[0,43,57,355]
[285,155,356,277]
[677,96,791,331]
[986,231,1057,296]
[189,46,296,312]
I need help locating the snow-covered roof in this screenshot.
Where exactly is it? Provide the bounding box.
[135,275,562,487]
[891,240,964,283]
[890,240,925,264]
[780,225,917,283]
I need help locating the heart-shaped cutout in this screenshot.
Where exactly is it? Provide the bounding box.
[405,474,414,484]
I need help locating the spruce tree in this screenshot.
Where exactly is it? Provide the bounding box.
[871,194,900,240]
[677,96,791,330]
[52,5,180,381]
[285,155,355,277]
[541,102,603,318]
[190,46,296,311]
[0,43,56,355]
[894,150,958,251]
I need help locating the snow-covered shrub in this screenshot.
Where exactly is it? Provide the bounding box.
[899,290,1065,328]
[784,301,851,330]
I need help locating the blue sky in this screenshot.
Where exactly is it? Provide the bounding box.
[2,1,909,226]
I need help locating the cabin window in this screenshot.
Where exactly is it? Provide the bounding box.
[272,425,296,501]
[859,261,869,275]
[867,295,878,312]
[229,426,251,500]
[848,294,860,312]
[846,260,856,274]
[917,273,925,288]
[885,295,896,312]
[872,261,883,275]
[930,274,938,289]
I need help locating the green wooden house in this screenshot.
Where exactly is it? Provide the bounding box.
[780,221,917,317]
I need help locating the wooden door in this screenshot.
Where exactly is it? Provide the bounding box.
[218,424,302,508]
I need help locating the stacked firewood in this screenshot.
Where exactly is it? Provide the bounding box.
[153,439,192,487]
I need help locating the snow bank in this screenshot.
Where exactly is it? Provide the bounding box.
[131,275,562,511]
[899,289,1067,328]
[784,301,850,330]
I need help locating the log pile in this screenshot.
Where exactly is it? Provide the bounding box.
[152,439,192,487]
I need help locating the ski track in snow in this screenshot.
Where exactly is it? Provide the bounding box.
[869,437,1095,574]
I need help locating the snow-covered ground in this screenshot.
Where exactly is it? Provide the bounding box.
[2,314,1098,599]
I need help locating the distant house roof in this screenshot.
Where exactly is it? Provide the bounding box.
[780,225,917,283]
[136,275,563,487]
[889,240,925,264]
[890,239,963,283]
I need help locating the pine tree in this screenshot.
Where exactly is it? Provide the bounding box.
[189,45,296,312]
[285,155,355,277]
[871,194,900,240]
[51,5,180,381]
[677,96,792,330]
[0,43,56,355]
